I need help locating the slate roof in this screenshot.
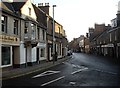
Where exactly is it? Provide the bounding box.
[12,2,26,11]
[1,2,21,18]
[2,2,15,12]
[2,1,47,30]
[2,1,27,13]
[32,4,47,30]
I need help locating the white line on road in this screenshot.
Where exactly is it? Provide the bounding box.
[93,69,118,75]
[32,70,60,78]
[71,67,88,75]
[41,76,65,86]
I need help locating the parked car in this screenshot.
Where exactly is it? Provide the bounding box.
[67,50,72,56]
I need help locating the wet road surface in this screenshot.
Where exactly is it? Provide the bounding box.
[2,53,120,87]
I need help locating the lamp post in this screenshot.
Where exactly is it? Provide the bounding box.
[52,5,56,64]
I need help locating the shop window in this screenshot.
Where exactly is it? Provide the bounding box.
[1,15,7,33]
[2,46,11,65]
[14,19,18,35]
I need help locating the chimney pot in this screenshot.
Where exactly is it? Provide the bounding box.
[38,3,43,6]
[45,3,49,6]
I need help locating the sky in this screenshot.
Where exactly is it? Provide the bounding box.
[32,0,120,42]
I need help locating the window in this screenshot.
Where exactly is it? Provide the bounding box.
[37,27,40,40]
[41,48,45,57]
[28,7,31,16]
[42,30,45,40]
[111,18,117,28]
[14,19,18,35]
[58,27,60,34]
[60,43,62,55]
[2,46,11,65]
[115,31,117,41]
[31,23,36,40]
[24,22,28,34]
[110,33,112,42]
[1,15,7,33]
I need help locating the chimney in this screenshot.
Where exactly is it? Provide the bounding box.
[38,3,43,6]
[45,3,49,6]
[38,3,50,15]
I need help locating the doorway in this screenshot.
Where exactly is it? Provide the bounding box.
[37,48,39,63]
[12,46,19,68]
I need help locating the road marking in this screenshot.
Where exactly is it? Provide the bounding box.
[41,76,65,86]
[32,70,60,78]
[69,82,76,85]
[72,64,77,68]
[93,69,118,75]
[71,67,88,75]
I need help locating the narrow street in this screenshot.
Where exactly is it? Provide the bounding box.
[2,53,120,87]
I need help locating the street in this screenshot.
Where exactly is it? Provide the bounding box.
[2,53,120,87]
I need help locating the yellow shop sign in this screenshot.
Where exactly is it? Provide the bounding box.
[0,35,19,43]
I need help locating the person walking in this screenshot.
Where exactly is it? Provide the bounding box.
[55,51,58,61]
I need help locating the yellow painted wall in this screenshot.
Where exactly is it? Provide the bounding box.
[21,0,36,20]
[54,22,67,37]
[55,22,63,34]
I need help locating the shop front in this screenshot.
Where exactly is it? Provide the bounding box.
[0,35,20,69]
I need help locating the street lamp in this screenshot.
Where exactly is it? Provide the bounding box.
[52,5,56,64]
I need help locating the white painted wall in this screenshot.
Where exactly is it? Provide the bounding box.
[0,12,1,67]
[49,48,52,60]
[27,46,32,62]
[37,43,47,61]
[118,1,120,12]
[0,45,1,67]
[32,47,36,62]
[20,41,26,64]
[21,0,36,20]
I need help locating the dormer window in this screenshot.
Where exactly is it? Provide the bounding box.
[28,7,31,16]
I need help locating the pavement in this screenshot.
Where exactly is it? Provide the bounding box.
[1,56,72,80]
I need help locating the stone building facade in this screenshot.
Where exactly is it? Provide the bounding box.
[0,0,68,69]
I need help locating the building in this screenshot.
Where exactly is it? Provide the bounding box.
[88,1,120,60]
[38,3,68,61]
[0,1,68,70]
[32,4,47,64]
[68,35,85,52]
[0,0,47,69]
[1,1,21,68]
[88,23,110,55]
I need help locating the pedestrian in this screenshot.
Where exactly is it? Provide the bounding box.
[55,51,58,61]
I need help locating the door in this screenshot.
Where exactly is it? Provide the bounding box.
[37,48,39,63]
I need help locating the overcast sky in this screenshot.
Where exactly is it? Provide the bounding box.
[32,0,119,42]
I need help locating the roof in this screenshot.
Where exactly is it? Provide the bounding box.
[2,1,26,12]
[2,2,15,12]
[12,2,26,11]
[1,2,21,18]
[32,4,47,30]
